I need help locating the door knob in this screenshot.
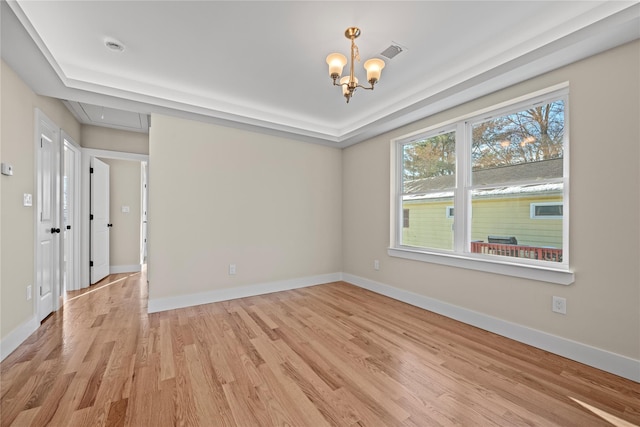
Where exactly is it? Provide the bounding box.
[50,228,61,233]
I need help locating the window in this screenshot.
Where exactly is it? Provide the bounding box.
[401,128,456,250]
[392,87,572,283]
[531,203,563,219]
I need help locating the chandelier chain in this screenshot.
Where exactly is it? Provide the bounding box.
[352,41,360,63]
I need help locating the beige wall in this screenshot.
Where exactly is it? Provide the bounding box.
[343,41,640,360]
[2,38,638,373]
[148,115,342,300]
[1,60,80,339]
[101,158,142,269]
[81,125,148,154]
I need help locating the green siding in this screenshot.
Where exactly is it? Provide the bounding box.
[402,194,562,250]
[471,195,562,248]
[402,199,454,250]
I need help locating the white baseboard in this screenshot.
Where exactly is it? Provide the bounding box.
[110,264,142,274]
[343,273,640,383]
[0,316,38,362]
[147,272,342,313]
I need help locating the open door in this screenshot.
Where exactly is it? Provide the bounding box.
[90,158,110,284]
[62,135,81,291]
[36,114,60,322]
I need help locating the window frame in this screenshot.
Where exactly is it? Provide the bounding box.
[390,84,574,285]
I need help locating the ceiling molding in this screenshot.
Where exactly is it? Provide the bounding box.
[2,1,639,148]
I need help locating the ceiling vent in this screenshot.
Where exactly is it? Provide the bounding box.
[380,44,403,60]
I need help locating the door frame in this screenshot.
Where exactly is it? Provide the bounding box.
[80,148,149,288]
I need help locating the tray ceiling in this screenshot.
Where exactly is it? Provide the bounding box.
[2,1,639,146]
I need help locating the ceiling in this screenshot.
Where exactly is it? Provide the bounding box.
[2,1,639,147]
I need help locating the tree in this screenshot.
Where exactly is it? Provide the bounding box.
[471,101,564,170]
[402,100,565,182]
[403,131,456,182]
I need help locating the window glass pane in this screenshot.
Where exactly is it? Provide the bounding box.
[402,195,454,250]
[401,130,456,251]
[470,184,563,263]
[402,131,456,194]
[535,204,562,217]
[471,100,564,185]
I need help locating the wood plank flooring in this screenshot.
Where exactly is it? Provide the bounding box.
[1,272,639,426]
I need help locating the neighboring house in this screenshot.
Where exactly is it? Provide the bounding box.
[402,159,563,259]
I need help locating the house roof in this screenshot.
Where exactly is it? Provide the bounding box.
[404,158,563,194]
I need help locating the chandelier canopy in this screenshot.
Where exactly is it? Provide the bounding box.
[326,27,385,103]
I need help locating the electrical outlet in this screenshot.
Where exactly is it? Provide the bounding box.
[229,264,236,275]
[374,260,380,270]
[26,285,32,300]
[552,296,566,314]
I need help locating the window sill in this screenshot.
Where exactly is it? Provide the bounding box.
[388,247,574,285]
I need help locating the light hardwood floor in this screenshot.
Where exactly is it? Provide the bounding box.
[1,272,639,426]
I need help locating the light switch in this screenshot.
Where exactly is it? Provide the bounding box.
[121,205,130,213]
[23,193,33,207]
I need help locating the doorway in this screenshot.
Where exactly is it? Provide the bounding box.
[80,149,149,288]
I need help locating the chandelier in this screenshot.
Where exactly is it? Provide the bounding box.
[326,27,385,103]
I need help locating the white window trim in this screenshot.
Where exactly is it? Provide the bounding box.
[388,247,574,285]
[390,83,574,285]
[531,202,563,219]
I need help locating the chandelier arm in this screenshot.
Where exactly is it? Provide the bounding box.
[355,83,376,91]
[332,81,351,88]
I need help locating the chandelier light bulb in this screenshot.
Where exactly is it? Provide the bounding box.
[364,58,385,84]
[326,53,347,79]
[340,76,357,98]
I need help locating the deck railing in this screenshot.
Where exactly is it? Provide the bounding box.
[470,241,563,262]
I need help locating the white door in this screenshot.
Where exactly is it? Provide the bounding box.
[90,158,110,284]
[62,137,81,291]
[36,112,60,322]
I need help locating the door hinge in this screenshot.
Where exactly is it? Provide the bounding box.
[90,261,94,267]
[90,167,94,174]
[39,286,43,296]
[90,214,94,220]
